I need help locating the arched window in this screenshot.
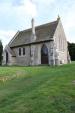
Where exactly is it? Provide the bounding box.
[23,48,25,55]
[41,44,48,64]
[19,48,21,56]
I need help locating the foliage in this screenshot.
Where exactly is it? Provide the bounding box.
[0,63,75,113]
[68,42,75,61]
[0,40,3,65]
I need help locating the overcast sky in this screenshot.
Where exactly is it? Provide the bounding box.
[0,0,75,47]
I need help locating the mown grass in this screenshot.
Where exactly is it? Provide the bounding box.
[0,63,75,113]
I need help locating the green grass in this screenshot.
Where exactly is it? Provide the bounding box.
[0,63,75,113]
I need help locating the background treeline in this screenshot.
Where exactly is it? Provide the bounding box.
[68,42,75,61]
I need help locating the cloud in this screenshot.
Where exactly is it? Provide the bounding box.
[23,0,37,17]
[0,0,75,48]
[61,2,75,42]
[0,0,38,48]
[18,0,56,18]
[0,30,16,48]
[31,0,55,6]
[11,0,38,18]
[0,0,37,20]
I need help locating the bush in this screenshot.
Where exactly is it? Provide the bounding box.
[68,42,75,61]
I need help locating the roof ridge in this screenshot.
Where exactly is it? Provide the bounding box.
[21,20,58,33]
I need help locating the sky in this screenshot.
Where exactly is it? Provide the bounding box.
[0,0,75,48]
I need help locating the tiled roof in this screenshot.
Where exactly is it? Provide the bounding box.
[9,20,58,48]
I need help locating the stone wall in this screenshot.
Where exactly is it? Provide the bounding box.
[2,50,16,65]
[12,46,31,66]
[54,20,68,64]
[12,41,54,66]
[32,42,51,65]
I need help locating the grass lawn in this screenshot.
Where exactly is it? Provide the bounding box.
[0,63,75,113]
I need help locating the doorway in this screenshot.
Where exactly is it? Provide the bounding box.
[41,44,48,64]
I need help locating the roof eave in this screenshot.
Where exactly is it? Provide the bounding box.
[10,39,54,48]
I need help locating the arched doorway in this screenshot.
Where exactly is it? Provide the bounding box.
[41,44,48,64]
[6,51,8,65]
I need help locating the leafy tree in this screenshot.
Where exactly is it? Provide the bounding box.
[0,40,3,65]
[68,42,75,61]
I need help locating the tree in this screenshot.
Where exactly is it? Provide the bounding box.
[68,42,75,61]
[0,40,3,65]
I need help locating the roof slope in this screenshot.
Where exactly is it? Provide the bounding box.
[4,45,16,56]
[9,20,58,48]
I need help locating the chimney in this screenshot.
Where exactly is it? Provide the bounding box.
[31,18,35,35]
[31,18,36,41]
